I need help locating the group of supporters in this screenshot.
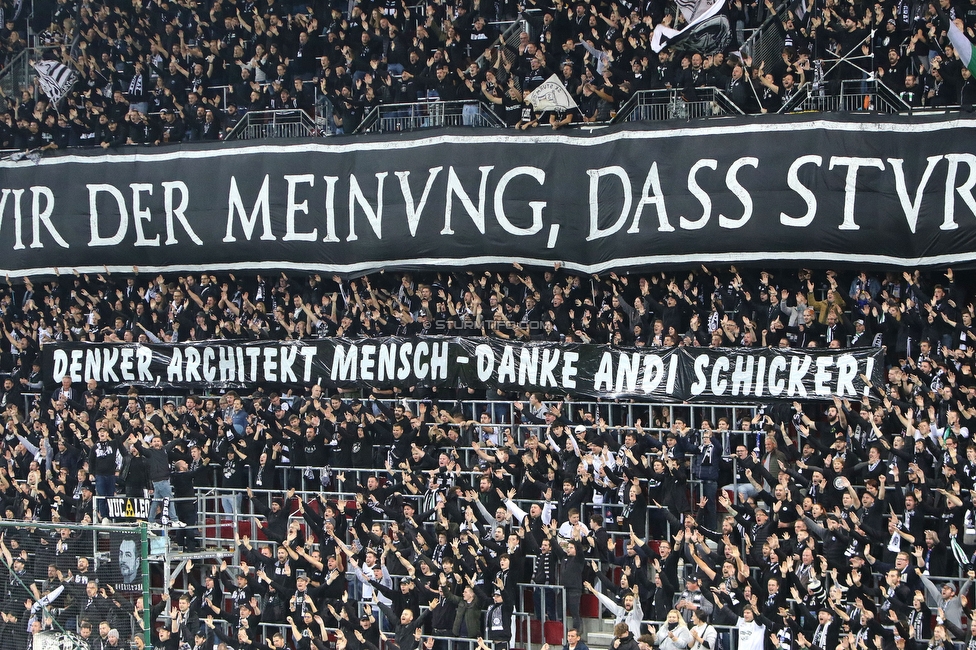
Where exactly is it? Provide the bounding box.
[0,265,954,375]
[0,263,970,650]
[1,0,975,148]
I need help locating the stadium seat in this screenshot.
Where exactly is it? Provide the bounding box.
[544,621,564,645]
[581,593,599,618]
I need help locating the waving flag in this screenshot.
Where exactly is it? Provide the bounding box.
[33,59,77,107]
[526,74,579,112]
[651,0,731,54]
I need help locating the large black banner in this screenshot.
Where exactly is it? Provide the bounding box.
[43,339,883,402]
[0,115,976,275]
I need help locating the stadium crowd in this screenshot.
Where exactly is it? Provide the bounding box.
[0,0,974,148]
[0,264,971,650]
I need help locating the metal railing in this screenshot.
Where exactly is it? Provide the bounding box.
[0,49,32,99]
[779,78,910,114]
[739,4,787,83]
[355,99,506,134]
[0,518,151,645]
[477,16,529,91]
[224,108,318,140]
[612,87,745,124]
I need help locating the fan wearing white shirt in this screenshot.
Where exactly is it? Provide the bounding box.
[689,610,718,650]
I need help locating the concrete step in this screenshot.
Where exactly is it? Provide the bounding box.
[587,632,615,646]
[583,618,606,634]
[581,615,618,636]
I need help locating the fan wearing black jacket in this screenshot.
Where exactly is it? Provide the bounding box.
[377,595,439,650]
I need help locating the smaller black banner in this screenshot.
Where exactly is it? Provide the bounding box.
[44,339,884,402]
[105,497,151,521]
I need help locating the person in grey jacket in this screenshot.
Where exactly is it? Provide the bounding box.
[134,435,184,527]
[586,580,644,635]
[917,566,973,637]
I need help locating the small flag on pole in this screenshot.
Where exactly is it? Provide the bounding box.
[526,75,579,113]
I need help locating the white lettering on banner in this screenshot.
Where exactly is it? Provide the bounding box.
[754,357,767,397]
[131,183,159,246]
[201,166,558,245]
[718,157,760,228]
[780,155,822,227]
[889,156,943,234]
[29,186,68,248]
[52,346,158,384]
[283,175,318,241]
[476,344,494,382]
[88,184,129,246]
[494,167,547,236]
[593,351,614,392]
[730,355,755,396]
[942,154,976,231]
[710,356,730,395]
[245,347,261,381]
[347,173,387,241]
[299,347,316,381]
[518,347,540,385]
[47,342,880,402]
[360,344,376,381]
[102,348,119,383]
[397,342,413,380]
[642,354,665,393]
[471,344,579,389]
[397,167,444,237]
[0,189,23,249]
[162,181,202,245]
[814,356,834,395]
[185,347,202,383]
[628,162,674,233]
[322,176,340,242]
[539,348,560,387]
[88,183,201,247]
[225,175,275,242]
[586,167,632,241]
[690,355,710,396]
[788,355,812,396]
[203,347,217,382]
[413,341,430,379]
[497,345,516,384]
[330,341,448,382]
[262,346,278,381]
[561,351,579,389]
[679,159,718,230]
[828,157,885,231]
[616,352,642,394]
[47,344,308,385]
[834,354,858,396]
[685,352,866,399]
[442,166,492,236]
[106,497,151,519]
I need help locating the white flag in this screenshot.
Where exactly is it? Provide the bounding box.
[526,75,579,113]
[32,60,78,106]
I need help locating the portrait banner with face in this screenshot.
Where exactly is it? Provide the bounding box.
[109,531,142,590]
